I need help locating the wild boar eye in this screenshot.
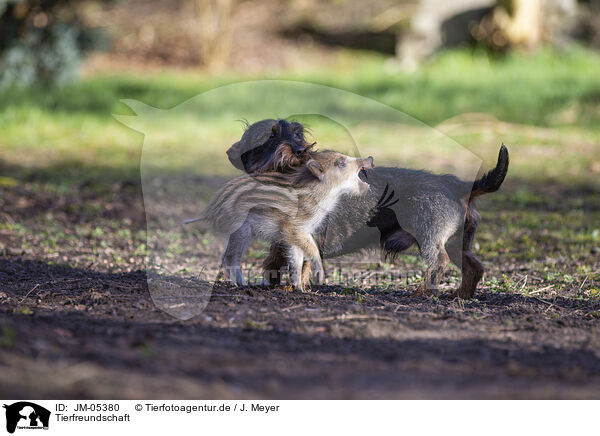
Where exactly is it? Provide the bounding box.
[336,158,346,168]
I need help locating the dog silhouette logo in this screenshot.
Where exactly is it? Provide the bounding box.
[3,402,50,434]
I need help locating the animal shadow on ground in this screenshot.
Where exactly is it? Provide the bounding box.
[1,258,600,399]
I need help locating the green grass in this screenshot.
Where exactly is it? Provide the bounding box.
[2,46,599,124]
[0,46,599,186]
[1,47,597,304]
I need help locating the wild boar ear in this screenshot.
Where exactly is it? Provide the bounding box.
[307,159,324,181]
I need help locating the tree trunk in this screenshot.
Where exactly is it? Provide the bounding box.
[494,0,543,48]
[195,0,233,70]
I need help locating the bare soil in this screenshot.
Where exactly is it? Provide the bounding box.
[1,177,599,399]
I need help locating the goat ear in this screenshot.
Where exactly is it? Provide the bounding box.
[307,159,324,180]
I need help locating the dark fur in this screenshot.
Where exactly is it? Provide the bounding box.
[263,145,510,298]
[470,144,509,198]
[225,118,509,298]
[238,119,315,173]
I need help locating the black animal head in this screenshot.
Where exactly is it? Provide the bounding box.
[227,119,315,173]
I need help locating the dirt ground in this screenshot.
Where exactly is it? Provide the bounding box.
[1,177,599,399]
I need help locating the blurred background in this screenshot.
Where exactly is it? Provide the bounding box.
[1,0,600,399]
[2,0,600,76]
[1,0,599,178]
[1,0,599,275]
[0,0,598,267]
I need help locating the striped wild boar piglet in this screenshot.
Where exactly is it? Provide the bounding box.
[194,151,374,290]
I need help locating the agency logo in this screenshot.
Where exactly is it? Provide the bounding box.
[3,402,50,434]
